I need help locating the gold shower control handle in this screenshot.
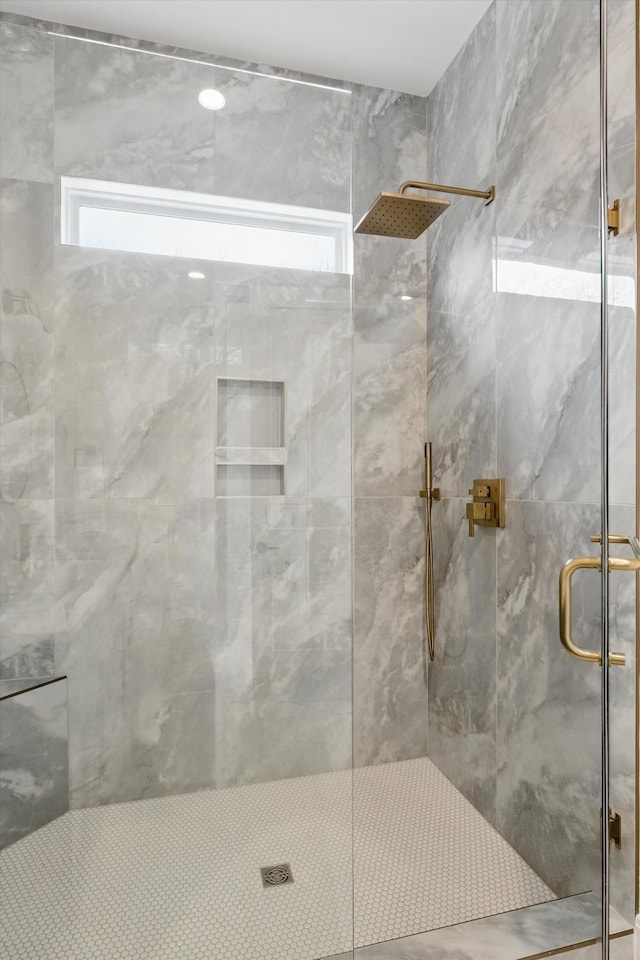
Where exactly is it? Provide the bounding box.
[466,479,505,537]
[466,501,492,536]
[558,554,636,667]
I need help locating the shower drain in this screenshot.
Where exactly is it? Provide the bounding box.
[260,863,294,888]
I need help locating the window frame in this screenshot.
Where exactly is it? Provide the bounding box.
[60,176,353,274]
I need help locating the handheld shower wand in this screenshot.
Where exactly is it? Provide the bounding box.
[419,443,440,663]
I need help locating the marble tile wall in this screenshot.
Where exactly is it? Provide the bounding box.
[0,678,69,848]
[50,26,355,803]
[352,83,428,766]
[425,0,498,819]
[0,24,56,684]
[3,5,634,934]
[54,34,351,210]
[1,14,428,809]
[426,0,636,920]
[0,23,53,184]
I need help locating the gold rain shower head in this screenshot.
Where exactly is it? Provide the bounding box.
[355,181,495,239]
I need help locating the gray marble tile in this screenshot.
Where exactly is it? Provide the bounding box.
[213,264,352,499]
[608,0,636,155]
[353,498,428,767]
[494,0,601,475]
[427,1,496,188]
[496,0,598,198]
[212,496,352,785]
[560,936,633,960]
[218,499,331,638]
[0,637,54,682]
[352,239,426,500]
[353,892,630,960]
[609,140,636,215]
[426,195,496,499]
[214,698,352,789]
[608,239,636,508]
[496,284,600,503]
[427,497,497,821]
[352,85,427,498]
[608,504,636,924]
[55,33,350,211]
[352,85,427,225]
[609,654,636,925]
[609,10,633,278]
[353,334,426,498]
[55,247,216,502]
[0,499,55,680]
[212,70,351,211]
[496,500,602,897]
[0,178,54,501]
[0,677,68,848]
[253,646,352,704]
[55,499,218,807]
[215,497,352,650]
[55,36,218,194]
[0,23,53,183]
[493,0,632,497]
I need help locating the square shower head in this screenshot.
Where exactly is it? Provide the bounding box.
[355,192,450,239]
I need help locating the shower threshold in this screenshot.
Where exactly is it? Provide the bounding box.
[0,756,613,960]
[346,891,632,960]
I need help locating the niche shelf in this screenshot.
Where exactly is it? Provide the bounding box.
[215,377,287,497]
[216,463,285,498]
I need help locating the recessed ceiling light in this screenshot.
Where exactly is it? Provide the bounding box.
[188,271,206,279]
[198,88,226,111]
[400,295,414,301]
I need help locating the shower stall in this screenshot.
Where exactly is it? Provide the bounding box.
[0,1,637,958]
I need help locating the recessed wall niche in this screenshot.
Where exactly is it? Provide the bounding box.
[216,378,285,449]
[215,377,287,497]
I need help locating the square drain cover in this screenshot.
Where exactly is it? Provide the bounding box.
[260,863,294,888]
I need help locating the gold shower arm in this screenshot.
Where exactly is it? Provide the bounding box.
[399,181,496,205]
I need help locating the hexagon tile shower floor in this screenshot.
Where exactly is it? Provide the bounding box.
[0,757,554,960]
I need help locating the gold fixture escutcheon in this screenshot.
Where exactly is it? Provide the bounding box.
[465,478,505,537]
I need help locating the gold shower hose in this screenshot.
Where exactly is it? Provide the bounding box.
[420,442,439,663]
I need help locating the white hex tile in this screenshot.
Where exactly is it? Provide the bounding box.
[0,758,554,959]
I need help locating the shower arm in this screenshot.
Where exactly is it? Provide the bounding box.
[399,181,495,205]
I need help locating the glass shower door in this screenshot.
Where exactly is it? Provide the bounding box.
[351,0,637,956]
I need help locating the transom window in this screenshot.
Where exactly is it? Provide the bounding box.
[61,177,352,274]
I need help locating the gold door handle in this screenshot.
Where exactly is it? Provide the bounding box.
[610,556,640,574]
[591,533,640,559]
[559,555,632,666]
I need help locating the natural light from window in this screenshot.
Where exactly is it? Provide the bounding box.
[62,178,353,275]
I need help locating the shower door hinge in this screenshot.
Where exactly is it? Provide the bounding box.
[600,808,623,849]
[609,810,622,849]
[607,199,620,236]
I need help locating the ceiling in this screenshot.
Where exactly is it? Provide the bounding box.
[0,0,492,96]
